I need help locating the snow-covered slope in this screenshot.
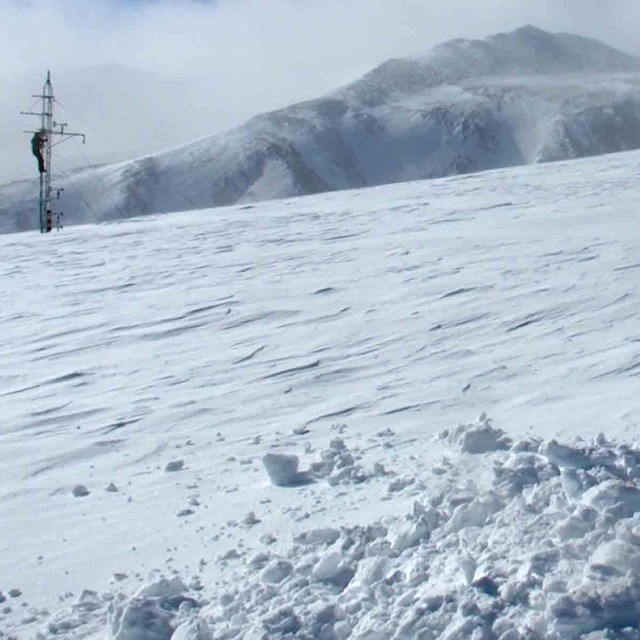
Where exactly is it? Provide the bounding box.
[1,150,640,639]
[3,26,640,233]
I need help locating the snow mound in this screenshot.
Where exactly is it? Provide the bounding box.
[439,413,512,453]
[310,438,368,486]
[156,433,640,640]
[24,431,640,639]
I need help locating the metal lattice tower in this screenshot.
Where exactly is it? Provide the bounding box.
[21,71,86,233]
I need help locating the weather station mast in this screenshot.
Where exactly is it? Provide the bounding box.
[21,71,86,233]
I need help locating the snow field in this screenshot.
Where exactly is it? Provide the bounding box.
[0,150,639,638]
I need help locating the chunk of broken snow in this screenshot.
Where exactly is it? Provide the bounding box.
[387,520,431,552]
[108,597,173,640]
[165,460,185,473]
[243,511,260,525]
[309,438,368,485]
[581,479,640,515]
[71,484,90,497]
[590,539,640,574]
[446,493,503,533]
[262,453,306,487]
[312,551,354,587]
[135,577,188,600]
[348,556,390,589]
[540,439,594,469]
[560,467,592,502]
[312,551,343,582]
[260,558,293,584]
[293,528,341,546]
[171,617,213,640]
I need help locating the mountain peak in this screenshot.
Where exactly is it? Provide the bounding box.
[339,26,640,109]
[417,25,640,79]
[512,24,552,38]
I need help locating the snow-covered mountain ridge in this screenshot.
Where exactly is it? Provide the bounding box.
[343,24,640,105]
[2,25,640,233]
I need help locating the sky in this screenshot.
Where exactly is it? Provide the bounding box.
[2,0,640,183]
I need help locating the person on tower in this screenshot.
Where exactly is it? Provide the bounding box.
[31,129,47,174]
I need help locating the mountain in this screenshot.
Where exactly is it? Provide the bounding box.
[2,148,640,638]
[3,25,640,233]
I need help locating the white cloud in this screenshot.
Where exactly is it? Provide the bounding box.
[3,0,640,182]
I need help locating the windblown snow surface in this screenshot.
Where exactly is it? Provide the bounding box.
[2,150,640,639]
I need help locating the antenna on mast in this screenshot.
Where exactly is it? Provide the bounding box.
[21,71,86,233]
